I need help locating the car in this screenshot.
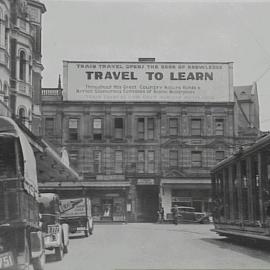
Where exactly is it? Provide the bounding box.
[171,206,210,224]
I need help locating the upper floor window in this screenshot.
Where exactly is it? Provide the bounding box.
[45,118,54,137]
[94,150,102,173]
[191,151,202,167]
[216,151,225,163]
[147,151,155,173]
[215,119,224,136]
[169,118,178,136]
[137,151,145,173]
[169,150,178,167]
[18,107,26,125]
[137,117,155,140]
[191,119,201,136]
[115,150,123,174]
[69,150,79,170]
[114,118,124,139]
[93,118,103,140]
[19,51,26,81]
[68,118,79,141]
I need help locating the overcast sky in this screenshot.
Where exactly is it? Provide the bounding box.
[42,0,270,131]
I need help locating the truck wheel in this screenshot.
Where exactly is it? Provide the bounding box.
[85,222,89,237]
[32,252,45,270]
[55,245,63,261]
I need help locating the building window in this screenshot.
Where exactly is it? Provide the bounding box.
[191,119,201,136]
[68,118,79,141]
[115,150,123,174]
[93,118,103,140]
[215,119,224,136]
[114,118,124,139]
[69,150,79,170]
[45,118,54,136]
[137,118,145,139]
[169,150,178,167]
[94,150,102,173]
[147,118,154,139]
[169,118,178,136]
[216,151,225,163]
[19,51,26,81]
[137,151,145,173]
[191,151,202,167]
[147,151,155,173]
[18,107,26,125]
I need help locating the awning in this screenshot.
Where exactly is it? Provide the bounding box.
[39,181,130,190]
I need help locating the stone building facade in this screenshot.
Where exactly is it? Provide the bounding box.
[41,60,260,222]
[0,0,46,135]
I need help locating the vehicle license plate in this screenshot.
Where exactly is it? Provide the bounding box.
[0,252,14,269]
[48,225,59,234]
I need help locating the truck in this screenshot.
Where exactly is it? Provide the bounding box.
[0,116,45,270]
[59,198,94,237]
[38,193,69,261]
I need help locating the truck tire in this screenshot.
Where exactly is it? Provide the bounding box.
[32,252,45,270]
[85,222,89,237]
[55,245,63,261]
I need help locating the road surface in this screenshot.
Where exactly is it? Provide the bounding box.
[45,223,270,270]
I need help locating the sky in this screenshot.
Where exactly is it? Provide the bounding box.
[41,0,270,131]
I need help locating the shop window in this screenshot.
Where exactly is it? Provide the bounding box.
[169,118,178,136]
[216,151,225,163]
[19,51,26,81]
[68,118,79,141]
[191,119,201,136]
[147,118,154,139]
[114,118,124,139]
[191,151,202,167]
[93,118,103,140]
[147,151,155,173]
[169,150,178,167]
[137,118,145,139]
[215,119,224,136]
[94,150,102,173]
[45,118,54,137]
[115,150,123,174]
[137,151,145,173]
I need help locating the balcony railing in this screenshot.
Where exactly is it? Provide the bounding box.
[41,88,62,96]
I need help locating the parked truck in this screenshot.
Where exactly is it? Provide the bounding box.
[59,198,94,237]
[0,116,45,270]
[38,193,69,261]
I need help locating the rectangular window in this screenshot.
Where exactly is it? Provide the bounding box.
[169,118,178,136]
[216,151,225,163]
[137,151,145,173]
[169,150,178,167]
[94,150,102,173]
[191,119,201,136]
[215,119,224,136]
[68,118,79,141]
[114,118,124,139]
[45,118,54,136]
[93,118,103,140]
[115,151,123,174]
[147,151,155,173]
[147,118,154,139]
[137,118,145,140]
[69,150,79,169]
[191,151,202,167]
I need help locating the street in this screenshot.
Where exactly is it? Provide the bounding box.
[45,223,270,270]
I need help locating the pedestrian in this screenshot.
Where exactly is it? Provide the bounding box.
[160,207,164,223]
[171,206,179,225]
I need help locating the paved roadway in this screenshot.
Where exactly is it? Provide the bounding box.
[45,223,270,270]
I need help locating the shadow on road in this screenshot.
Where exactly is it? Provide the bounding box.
[201,237,270,263]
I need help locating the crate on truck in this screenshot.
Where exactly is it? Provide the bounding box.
[60,198,94,237]
[0,116,45,270]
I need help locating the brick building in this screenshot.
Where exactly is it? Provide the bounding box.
[41,60,260,222]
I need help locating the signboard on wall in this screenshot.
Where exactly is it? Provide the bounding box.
[63,61,233,102]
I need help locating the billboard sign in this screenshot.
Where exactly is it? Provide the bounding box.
[63,61,233,102]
